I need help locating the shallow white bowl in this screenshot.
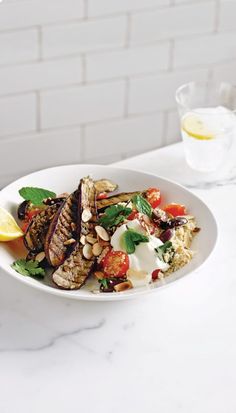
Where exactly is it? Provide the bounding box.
[0,165,217,301]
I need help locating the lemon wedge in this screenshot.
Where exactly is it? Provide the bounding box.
[0,207,23,241]
[182,113,214,140]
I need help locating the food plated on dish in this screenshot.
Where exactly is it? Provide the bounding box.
[0,165,217,301]
[1,175,200,294]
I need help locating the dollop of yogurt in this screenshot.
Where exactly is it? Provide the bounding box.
[111,219,169,287]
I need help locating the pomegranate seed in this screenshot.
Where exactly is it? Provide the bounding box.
[152,269,160,281]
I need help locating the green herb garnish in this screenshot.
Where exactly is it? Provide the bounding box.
[99,278,109,289]
[11,259,45,278]
[132,194,152,217]
[155,241,173,262]
[99,204,132,229]
[123,229,149,254]
[19,187,56,206]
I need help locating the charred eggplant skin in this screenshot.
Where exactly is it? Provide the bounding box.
[43,197,66,206]
[52,177,97,290]
[97,191,140,211]
[24,203,61,253]
[44,191,79,268]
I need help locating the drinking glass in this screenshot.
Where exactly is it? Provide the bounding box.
[175,80,236,172]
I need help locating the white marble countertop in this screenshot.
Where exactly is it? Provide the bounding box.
[1,142,236,413]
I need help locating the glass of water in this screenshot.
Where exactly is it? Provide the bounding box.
[175,80,236,172]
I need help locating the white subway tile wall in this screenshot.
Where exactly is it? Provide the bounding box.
[40,81,126,128]
[0,0,84,30]
[0,0,235,187]
[0,128,82,184]
[128,68,209,113]
[130,2,216,44]
[42,17,127,58]
[88,0,170,17]
[0,94,36,137]
[84,113,165,158]
[0,29,38,65]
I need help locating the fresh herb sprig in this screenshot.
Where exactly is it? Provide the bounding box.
[132,194,152,217]
[99,278,109,289]
[123,229,149,254]
[155,241,173,262]
[11,259,45,278]
[99,204,132,229]
[19,187,56,206]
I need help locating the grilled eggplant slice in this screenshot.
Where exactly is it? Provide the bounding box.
[24,203,61,253]
[53,176,97,290]
[44,192,79,267]
[94,179,118,194]
[97,191,140,210]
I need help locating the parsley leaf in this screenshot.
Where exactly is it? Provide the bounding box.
[155,241,173,262]
[19,187,56,206]
[123,229,149,254]
[132,194,152,217]
[11,259,45,279]
[99,204,132,229]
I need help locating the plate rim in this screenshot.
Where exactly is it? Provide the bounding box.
[0,163,218,301]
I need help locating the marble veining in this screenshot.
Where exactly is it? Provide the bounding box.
[0,319,105,353]
[0,142,236,413]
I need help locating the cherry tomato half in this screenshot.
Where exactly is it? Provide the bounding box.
[21,221,29,233]
[146,188,161,209]
[127,209,139,221]
[97,192,108,200]
[26,208,42,221]
[21,208,42,233]
[163,203,186,217]
[103,250,129,278]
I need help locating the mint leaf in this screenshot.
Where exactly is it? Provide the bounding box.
[11,259,45,279]
[19,187,56,206]
[132,194,152,217]
[99,204,132,229]
[155,241,173,262]
[123,229,149,254]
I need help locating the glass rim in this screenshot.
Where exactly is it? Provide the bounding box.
[175,81,236,115]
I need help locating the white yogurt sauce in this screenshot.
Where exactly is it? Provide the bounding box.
[111,219,169,287]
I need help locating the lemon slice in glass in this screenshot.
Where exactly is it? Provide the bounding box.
[182,113,214,140]
[0,207,23,241]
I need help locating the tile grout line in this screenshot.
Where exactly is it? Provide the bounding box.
[3,54,236,100]
[168,39,175,72]
[35,91,41,131]
[0,5,167,36]
[0,29,225,70]
[83,0,88,19]
[124,77,130,117]
[0,111,166,143]
[80,125,86,162]
[214,0,221,33]
[0,0,223,35]
[81,53,87,84]
[37,26,43,61]
[125,13,131,48]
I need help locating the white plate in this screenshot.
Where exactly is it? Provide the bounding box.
[0,165,217,301]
